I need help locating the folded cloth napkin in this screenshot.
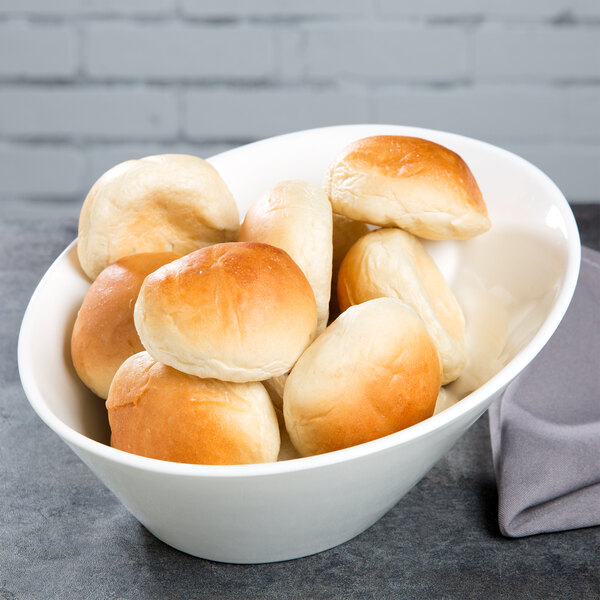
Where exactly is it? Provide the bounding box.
[489,246,600,537]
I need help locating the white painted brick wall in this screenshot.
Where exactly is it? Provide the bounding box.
[0,0,176,17]
[0,87,178,139]
[86,142,233,181]
[0,23,77,80]
[0,0,598,218]
[303,24,469,83]
[474,25,600,81]
[564,89,600,140]
[180,0,368,18]
[379,0,568,19]
[84,23,275,81]
[0,144,84,195]
[184,89,369,139]
[506,143,600,201]
[373,87,562,141]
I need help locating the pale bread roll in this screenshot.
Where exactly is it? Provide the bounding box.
[283,298,441,457]
[106,352,280,465]
[433,387,459,415]
[71,251,180,399]
[272,404,301,461]
[324,136,490,240]
[78,154,240,280]
[134,242,318,383]
[263,374,287,410]
[238,180,333,333]
[332,213,372,277]
[337,228,466,384]
[330,213,371,322]
[265,215,369,405]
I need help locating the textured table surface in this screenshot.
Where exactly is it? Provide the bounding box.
[1,207,599,600]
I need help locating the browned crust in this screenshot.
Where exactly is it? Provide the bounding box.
[284,299,442,457]
[135,242,318,380]
[291,334,440,456]
[106,352,279,465]
[141,242,316,347]
[340,136,487,215]
[71,251,180,398]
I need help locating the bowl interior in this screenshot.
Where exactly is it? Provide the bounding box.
[19,124,580,468]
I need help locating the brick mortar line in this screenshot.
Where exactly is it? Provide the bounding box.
[5,76,600,87]
[0,134,182,144]
[1,14,600,26]
[0,137,252,147]
[3,138,600,148]
[2,81,600,92]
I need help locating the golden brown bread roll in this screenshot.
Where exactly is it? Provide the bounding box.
[78,154,240,280]
[71,251,180,399]
[324,136,490,240]
[134,242,318,383]
[106,352,280,465]
[337,228,466,384]
[283,297,441,457]
[238,180,333,334]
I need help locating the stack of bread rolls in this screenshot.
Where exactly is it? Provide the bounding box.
[71,136,490,465]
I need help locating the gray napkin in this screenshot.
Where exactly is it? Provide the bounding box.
[488,246,600,537]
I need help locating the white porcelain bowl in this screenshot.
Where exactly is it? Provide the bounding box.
[18,125,581,563]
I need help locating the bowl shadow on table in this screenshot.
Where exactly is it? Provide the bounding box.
[409,413,504,540]
[476,471,503,539]
[342,410,506,551]
[444,412,503,540]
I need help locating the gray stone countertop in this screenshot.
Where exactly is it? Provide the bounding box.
[1,207,599,600]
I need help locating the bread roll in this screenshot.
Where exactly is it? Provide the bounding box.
[337,228,466,384]
[262,374,287,410]
[283,298,441,457]
[238,180,333,333]
[106,352,280,465]
[78,154,240,280]
[272,403,301,461]
[134,242,318,382]
[324,136,490,240]
[332,213,372,278]
[71,251,180,399]
[433,387,459,416]
[330,213,371,322]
